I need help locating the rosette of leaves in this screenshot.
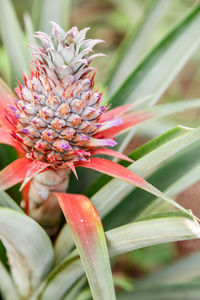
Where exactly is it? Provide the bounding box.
[0,1,200,300]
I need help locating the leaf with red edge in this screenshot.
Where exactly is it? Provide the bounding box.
[97,111,153,139]
[20,160,50,190]
[100,95,151,122]
[77,157,196,218]
[54,193,116,300]
[0,158,49,190]
[77,157,147,188]
[0,128,25,153]
[91,148,134,163]
[98,98,200,139]
[100,103,136,122]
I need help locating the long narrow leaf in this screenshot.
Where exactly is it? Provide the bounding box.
[88,126,200,224]
[0,0,29,85]
[34,212,200,299]
[0,208,54,298]
[141,162,200,218]
[0,158,49,191]
[78,157,196,219]
[30,252,83,300]
[55,193,116,300]
[110,4,200,107]
[118,283,200,300]
[86,126,188,198]
[63,278,87,300]
[100,98,200,138]
[104,139,200,229]
[110,4,200,153]
[107,0,173,93]
[24,13,37,53]
[54,224,75,264]
[0,128,25,153]
[106,212,200,257]
[0,190,23,212]
[136,250,200,288]
[0,260,19,300]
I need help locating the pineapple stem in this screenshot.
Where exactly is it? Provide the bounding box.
[27,168,70,236]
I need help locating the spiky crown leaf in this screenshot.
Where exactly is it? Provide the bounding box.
[11,23,121,168]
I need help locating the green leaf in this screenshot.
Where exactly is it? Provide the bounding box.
[141,162,200,218]
[24,12,37,54]
[163,163,200,199]
[30,252,83,300]
[118,283,200,300]
[62,278,87,300]
[54,223,74,264]
[91,126,200,222]
[86,126,187,198]
[137,250,200,288]
[36,212,200,298]
[0,260,19,300]
[0,0,29,85]
[0,46,10,82]
[0,190,23,212]
[110,4,200,107]
[106,211,200,257]
[76,289,92,300]
[0,208,54,298]
[55,193,116,300]
[115,98,200,138]
[107,0,173,93]
[110,3,200,153]
[104,139,200,229]
[32,0,71,33]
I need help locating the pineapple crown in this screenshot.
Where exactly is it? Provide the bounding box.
[10,23,122,168]
[33,22,105,85]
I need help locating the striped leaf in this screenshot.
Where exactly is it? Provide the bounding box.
[110,4,200,153]
[0,190,23,212]
[0,208,54,298]
[0,0,29,85]
[107,0,173,93]
[118,283,200,300]
[55,193,116,300]
[0,260,19,300]
[35,211,200,299]
[136,250,200,288]
[110,4,200,107]
[90,126,200,226]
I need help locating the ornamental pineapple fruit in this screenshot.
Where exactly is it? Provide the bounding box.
[13,22,117,167]
[9,23,120,235]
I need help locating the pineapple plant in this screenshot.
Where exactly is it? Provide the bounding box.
[1,22,156,236]
[0,0,200,299]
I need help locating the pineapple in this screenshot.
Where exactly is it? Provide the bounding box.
[14,22,117,166]
[0,23,146,235]
[8,23,120,235]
